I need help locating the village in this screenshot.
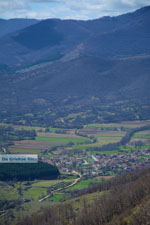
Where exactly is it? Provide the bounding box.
[42,147,150,178]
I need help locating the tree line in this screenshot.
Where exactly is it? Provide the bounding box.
[0,126,36,151]
[0,161,60,181]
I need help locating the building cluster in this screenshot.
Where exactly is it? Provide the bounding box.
[42,148,150,177]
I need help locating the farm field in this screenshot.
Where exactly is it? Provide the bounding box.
[71,140,119,150]
[4,120,150,157]
[1,120,150,158]
[8,131,90,154]
[9,148,42,154]
[66,178,103,191]
[48,193,69,202]
[85,121,150,129]
[132,130,150,139]
[35,136,89,143]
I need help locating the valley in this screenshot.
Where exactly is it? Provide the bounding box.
[0,120,150,224]
[0,5,150,225]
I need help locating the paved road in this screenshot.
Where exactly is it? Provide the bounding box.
[39,171,82,202]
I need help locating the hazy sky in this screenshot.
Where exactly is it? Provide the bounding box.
[0,0,150,20]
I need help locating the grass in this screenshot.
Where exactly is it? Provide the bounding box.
[72,140,118,150]
[48,193,69,202]
[67,178,102,191]
[96,136,123,138]
[137,144,150,149]
[35,136,89,143]
[14,125,45,131]
[120,145,131,150]
[0,123,10,127]
[9,148,42,154]
[0,182,48,201]
[49,127,59,132]
[120,144,150,151]
[23,186,48,200]
[0,182,19,201]
[32,179,74,187]
[85,124,136,129]
[32,180,60,187]
[132,133,150,139]
[92,150,124,155]
[67,191,105,211]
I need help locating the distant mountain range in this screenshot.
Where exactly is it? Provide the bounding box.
[0,18,38,38]
[0,6,150,127]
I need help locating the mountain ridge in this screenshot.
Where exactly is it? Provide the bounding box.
[0,6,150,127]
[0,6,150,68]
[0,18,38,38]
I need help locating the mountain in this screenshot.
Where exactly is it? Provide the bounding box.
[0,6,150,127]
[0,18,38,38]
[83,7,150,57]
[0,18,92,68]
[0,6,150,68]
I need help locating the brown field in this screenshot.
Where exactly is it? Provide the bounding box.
[85,121,150,128]
[94,131,125,137]
[119,121,150,127]
[11,140,56,150]
[79,129,125,137]
[57,129,75,134]
[79,128,100,135]
[97,137,122,141]
[130,138,149,144]
[37,132,79,138]
[9,148,42,154]
[95,176,113,180]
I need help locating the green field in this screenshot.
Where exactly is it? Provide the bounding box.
[67,178,102,191]
[32,180,60,187]
[48,193,69,202]
[0,182,19,200]
[121,144,150,151]
[9,148,42,153]
[91,150,125,155]
[23,186,48,200]
[32,179,74,187]
[68,191,105,211]
[132,133,150,139]
[35,136,90,143]
[85,124,136,129]
[71,140,118,150]
[49,127,59,132]
[96,135,123,138]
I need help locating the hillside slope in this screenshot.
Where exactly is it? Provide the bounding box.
[0,6,150,127]
[17,167,150,225]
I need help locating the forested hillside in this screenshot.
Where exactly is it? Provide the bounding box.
[17,167,150,225]
[0,161,60,181]
[0,7,150,128]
